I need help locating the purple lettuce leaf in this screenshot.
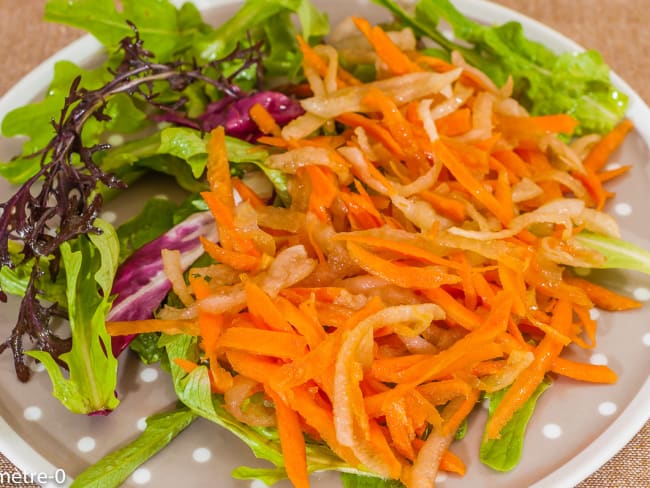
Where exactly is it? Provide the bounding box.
[156,90,304,141]
[108,211,217,356]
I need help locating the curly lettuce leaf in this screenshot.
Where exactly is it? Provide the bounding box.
[0,61,146,185]
[0,61,109,184]
[480,378,552,471]
[70,407,197,488]
[372,0,628,135]
[26,219,120,414]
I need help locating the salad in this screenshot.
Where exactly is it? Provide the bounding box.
[1,0,649,486]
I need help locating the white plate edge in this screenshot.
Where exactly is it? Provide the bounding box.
[0,1,648,487]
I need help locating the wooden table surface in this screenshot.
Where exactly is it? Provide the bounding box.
[0,1,648,487]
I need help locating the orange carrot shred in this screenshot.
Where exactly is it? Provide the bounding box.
[266,387,310,488]
[351,17,420,75]
[249,102,282,137]
[583,119,634,172]
[206,126,234,208]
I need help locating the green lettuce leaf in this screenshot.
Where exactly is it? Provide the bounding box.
[99,127,209,190]
[157,127,208,179]
[26,219,120,414]
[44,0,208,63]
[128,333,164,365]
[340,473,405,488]
[479,378,552,471]
[116,197,178,263]
[0,243,67,303]
[372,0,627,135]
[71,407,197,488]
[197,0,328,82]
[162,334,287,467]
[575,231,650,275]
[225,136,290,205]
[163,334,357,483]
[171,194,210,225]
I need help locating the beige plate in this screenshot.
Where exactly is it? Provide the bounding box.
[1,1,649,487]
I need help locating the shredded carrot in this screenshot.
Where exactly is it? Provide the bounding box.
[583,119,634,172]
[435,108,472,136]
[266,387,310,488]
[564,275,642,310]
[200,236,260,271]
[336,112,405,158]
[250,102,282,137]
[304,165,339,222]
[206,126,234,208]
[434,139,513,225]
[218,327,308,359]
[232,177,266,208]
[173,358,199,375]
[245,280,294,332]
[423,288,482,330]
[439,450,467,475]
[106,18,640,486]
[296,35,361,87]
[351,17,421,76]
[552,357,617,384]
[597,164,632,182]
[419,190,467,223]
[497,114,580,138]
[486,299,572,439]
[346,241,461,289]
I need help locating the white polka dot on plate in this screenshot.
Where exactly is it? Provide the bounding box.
[193,447,212,463]
[643,332,650,347]
[30,361,45,373]
[250,480,268,488]
[598,401,617,416]
[100,210,117,224]
[542,423,563,439]
[137,417,148,432]
[590,353,608,366]
[435,472,448,483]
[131,468,152,485]
[23,406,42,421]
[589,308,601,320]
[77,436,96,453]
[140,367,159,383]
[633,287,650,301]
[605,162,621,171]
[614,202,632,216]
[107,134,125,146]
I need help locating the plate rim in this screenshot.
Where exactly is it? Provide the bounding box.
[0,1,649,487]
